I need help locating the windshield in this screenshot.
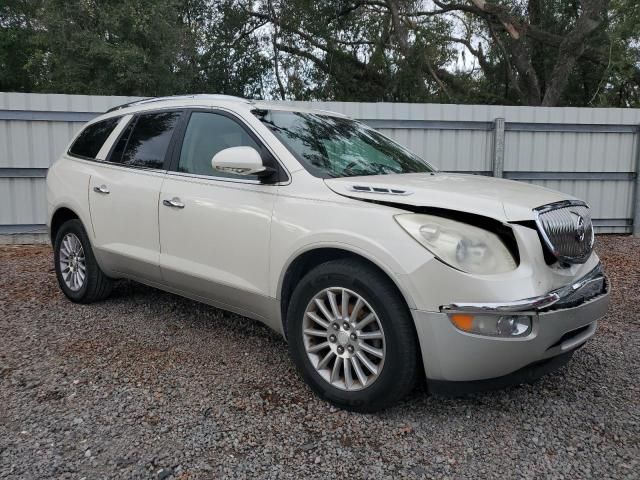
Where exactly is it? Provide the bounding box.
[254,109,435,178]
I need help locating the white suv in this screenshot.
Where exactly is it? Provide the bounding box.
[47,95,610,411]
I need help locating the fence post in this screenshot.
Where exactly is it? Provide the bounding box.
[492,117,505,178]
[633,125,640,236]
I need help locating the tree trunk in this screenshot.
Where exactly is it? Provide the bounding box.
[542,0,608,106]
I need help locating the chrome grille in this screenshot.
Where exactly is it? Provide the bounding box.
[534,201,594,264]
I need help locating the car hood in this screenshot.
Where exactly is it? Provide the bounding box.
[324,172,573,222]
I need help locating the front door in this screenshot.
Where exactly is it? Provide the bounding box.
[89,110,183,281]
[158,110,279,318]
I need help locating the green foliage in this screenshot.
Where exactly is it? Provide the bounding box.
[591,0,640,106]
[0,0,638,106]
[0,0,269,97]
[0,0,44,91]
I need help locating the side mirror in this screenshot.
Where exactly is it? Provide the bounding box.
[211,146,272,177]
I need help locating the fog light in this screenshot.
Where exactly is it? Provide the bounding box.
[497,315,531,336]
[449,313,531,337]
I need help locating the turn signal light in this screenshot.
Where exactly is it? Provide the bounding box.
[450,314,474,332]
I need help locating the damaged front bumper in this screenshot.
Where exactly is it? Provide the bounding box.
[411,264,610,392]
[440,264,607,314]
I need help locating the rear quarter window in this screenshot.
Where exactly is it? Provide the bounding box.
[68,117,121,159]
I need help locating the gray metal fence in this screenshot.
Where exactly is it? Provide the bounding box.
[2,92,639,238]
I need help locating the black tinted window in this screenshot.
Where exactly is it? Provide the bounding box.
[69,117,120,159]
[109,119,134,164]
[178,112,261,178]
[114,111,181,169]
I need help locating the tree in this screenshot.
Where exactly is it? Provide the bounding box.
[0,0,638,106]
[244,0,462,101]
[246,0,637,106]
[0,0,269,97]
[0,0,45,92]
[438,0,614,106]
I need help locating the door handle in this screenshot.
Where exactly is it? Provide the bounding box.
[163,197,185,209]
[93,185,110,194]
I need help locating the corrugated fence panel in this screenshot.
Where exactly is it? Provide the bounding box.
[523,179,633,218]
[374,128,492,172]
[1,93,639,235]
[0,178,47,225]
[504,131,636,172]
[0,120,86,168]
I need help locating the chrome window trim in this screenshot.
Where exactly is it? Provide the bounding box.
[164,169,288,186]
[533,199,594,264]
[66,154,168,176]
[94,159,168,174]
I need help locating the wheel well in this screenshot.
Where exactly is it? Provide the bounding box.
[280,248,409,335]
[50,207,79,243]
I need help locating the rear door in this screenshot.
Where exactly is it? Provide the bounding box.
[88,109,183,282]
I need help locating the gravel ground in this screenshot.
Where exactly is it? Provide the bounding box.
[1,236,639,479]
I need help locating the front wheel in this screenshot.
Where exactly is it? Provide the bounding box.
[287,259,419,412]
[53,219,113,303]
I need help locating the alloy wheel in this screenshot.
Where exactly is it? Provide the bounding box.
[302,287,386,391]
[59,233,86,291]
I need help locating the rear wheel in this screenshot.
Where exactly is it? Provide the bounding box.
[53,219,112,303]
[287,259,419,412]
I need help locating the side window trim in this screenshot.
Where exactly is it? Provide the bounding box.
[103,108,185,171]
[167,108,289,184]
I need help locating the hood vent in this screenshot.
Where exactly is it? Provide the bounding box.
[349,185,412,196]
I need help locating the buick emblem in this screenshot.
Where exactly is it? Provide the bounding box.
[572,212,586,242]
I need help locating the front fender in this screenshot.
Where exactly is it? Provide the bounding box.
[270,192,436,310]
[276,239,420,311]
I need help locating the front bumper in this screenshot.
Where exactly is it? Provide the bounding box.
[411,265,610,385]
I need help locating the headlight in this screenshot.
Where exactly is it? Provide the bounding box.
[395,214,517,274]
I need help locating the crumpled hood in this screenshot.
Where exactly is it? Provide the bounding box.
[324,172,573,221]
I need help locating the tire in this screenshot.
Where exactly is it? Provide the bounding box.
[287,258,419,412]
[53,219,113,303]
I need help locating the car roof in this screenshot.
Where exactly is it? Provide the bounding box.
[101,94,346,120]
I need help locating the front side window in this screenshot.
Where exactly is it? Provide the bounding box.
[177,111,262,179]
[110,111,182,169]
[254,110,435,178]
[69,116,121,159]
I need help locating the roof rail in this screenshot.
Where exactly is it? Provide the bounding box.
[106,94,252,113]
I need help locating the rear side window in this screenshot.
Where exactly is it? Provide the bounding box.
[68,117,120,159]
[109,111,182,169]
